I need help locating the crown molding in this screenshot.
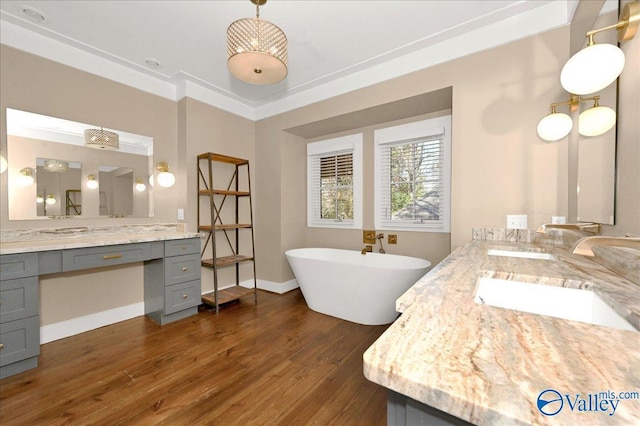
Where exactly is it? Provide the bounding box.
[1,1,570,122]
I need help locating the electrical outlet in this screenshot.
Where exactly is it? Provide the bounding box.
[507,214,528,229]
[551,216,566,224]
[177,208,184,221]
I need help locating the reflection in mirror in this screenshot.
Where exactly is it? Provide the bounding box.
[576,5,617,225]
[99,166,133,217]
[6,109,154,220]
[35,158,82,217]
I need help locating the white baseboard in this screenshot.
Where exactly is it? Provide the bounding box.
[40,279,299,344]
[238,278,298,294]
[40,302,144,344]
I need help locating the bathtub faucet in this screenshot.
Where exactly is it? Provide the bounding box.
[361,245,373,254]
[376,233,386,254]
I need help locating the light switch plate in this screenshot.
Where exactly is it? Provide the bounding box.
[551,216,566,224]
[177,208,184,221]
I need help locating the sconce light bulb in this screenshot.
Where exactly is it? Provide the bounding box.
[578,106,616,137]
[0,154,7,174]
[561,43,625,95]
[19,167,35,186]
[135,178,146,192]
[155,162,175,188]
[537,112,573,142]
[46,194,57,205]
[86,174,99,189]
[36,195,44,203]
[157,171,176,188]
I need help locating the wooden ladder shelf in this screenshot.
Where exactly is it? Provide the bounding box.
[197,152,257,313]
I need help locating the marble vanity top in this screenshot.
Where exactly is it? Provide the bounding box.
[0,224,201,255]
[363,231,640,425]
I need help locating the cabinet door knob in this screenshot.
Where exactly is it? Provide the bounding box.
[0,343,4,351]
[182,294,188,299]
[182,267,188,272]
[181,246,186,250]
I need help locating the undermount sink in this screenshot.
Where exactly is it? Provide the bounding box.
[474,277,637,332]
[487,249,557,260]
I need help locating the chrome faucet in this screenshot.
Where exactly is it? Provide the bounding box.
[536,223,601,234]
[572,236,640,257]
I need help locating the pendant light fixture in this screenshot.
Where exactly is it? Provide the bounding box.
[561,1,639,95]
[227,0,288,85]
[84,128,120,150]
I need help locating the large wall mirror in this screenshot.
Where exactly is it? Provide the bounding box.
[576,1,618,225]
[6,109,154,220]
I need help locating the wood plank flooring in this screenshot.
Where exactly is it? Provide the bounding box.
[0,289,389,425]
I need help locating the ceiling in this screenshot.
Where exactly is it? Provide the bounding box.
[1,1,607,120]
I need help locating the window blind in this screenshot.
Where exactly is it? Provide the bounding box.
[309,149,354,223]
[378,134,445,227]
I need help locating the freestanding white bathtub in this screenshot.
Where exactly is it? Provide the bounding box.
[285,248,431,325]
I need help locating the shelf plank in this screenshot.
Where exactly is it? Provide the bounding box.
[198,224,252,231]
[198,189,250,197]
[197,152,249,165]
[201,286,254,306]
[201,255,254,268]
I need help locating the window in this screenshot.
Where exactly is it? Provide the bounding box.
[374,116,451,232]
[307,134,363,229]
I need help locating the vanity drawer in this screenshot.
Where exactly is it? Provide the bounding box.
[0,253,38,281]
[62,243,150,271]
[0,277,39,324]
[165,238,200,257]
[164,280,200,315]
[0,316,40,367]
[164,254,200,286]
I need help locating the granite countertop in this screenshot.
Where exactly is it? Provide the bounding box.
[0,224,202,255]
[363,237,640,425]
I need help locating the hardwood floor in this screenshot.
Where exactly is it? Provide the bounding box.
[0,290,389,425]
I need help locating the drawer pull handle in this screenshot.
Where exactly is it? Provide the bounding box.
[182,294,188,299]
[103,254,123,260]
[182,267,188,272]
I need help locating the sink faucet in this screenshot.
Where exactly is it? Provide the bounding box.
[572,236,640,257]
[536,223,601,234]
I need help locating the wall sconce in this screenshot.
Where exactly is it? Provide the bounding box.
[538,95,616,141]
[45,194,57,205]
[36,194,44,203]
[135,177,146,192]
[561,1,639,94]
[86,174,99,189]
[19,167,35,186]
[156,162,175,188]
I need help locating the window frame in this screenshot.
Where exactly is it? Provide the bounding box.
[307,133,363,229]
[374,116,452,233]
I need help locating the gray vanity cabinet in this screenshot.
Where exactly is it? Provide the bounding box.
[0,254,41,379]
[0,236,201,379]
[144,239,201,325]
